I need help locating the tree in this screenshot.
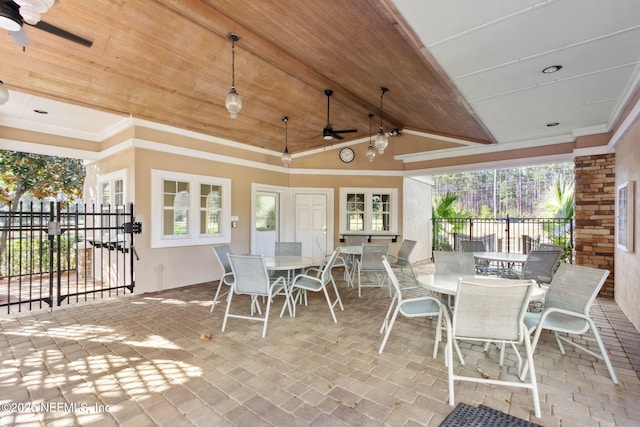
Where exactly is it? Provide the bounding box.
[537,175,575,261]
[0,151,85,273]
[432,192,470,249]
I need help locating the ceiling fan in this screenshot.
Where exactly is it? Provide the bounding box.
[323,89,357,141]
[0,0,93,47]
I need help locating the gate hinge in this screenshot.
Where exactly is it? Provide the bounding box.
[48,221,62,236]
[122,222,142,234]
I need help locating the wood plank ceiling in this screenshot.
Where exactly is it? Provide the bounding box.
[0,0,495,155]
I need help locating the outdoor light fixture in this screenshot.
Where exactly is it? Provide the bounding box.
[225,33,242,119]
[542,65,563,74]
[374,86,389,154]
[366,113,375,162]
[0,80,9,105]
[281,116,292,167]
[14,0,54,25]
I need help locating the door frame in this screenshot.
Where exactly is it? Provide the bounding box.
[251,183,334,254]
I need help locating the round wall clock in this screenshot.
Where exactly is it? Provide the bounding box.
[339,147,355,163]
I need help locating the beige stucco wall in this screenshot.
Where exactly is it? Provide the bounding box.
[614,118,640,331]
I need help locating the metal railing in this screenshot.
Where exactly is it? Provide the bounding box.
[432,215,574,262]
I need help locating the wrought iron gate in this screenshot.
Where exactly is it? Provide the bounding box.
[0,202,141,313]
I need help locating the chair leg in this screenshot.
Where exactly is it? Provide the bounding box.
[221,291,234,332]
[330,277,344,311]
[322,286,338,323]
[523,326,541,418]
[586,318,618,384]
[261,294,272,338]
[378,307,400,353]
[380,295,399,333]
[210,280,228,312]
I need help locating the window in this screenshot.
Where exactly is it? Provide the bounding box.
[98,169,128,232]
[339,188,398,235]
[151,170,231,248]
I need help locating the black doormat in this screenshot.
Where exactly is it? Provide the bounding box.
[439,403,542,427]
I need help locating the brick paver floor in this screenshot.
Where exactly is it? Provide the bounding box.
[1,262,638,426]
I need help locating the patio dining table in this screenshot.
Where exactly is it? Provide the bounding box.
[263,255,314,316]
[472,251,528,276]
[416,273,545,300]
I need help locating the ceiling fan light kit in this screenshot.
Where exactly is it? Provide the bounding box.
[323,89,357,141]
[0,1,22,30]
[15,0,54,25]
[281,116,292,167]
[375,86,389,154]
[225,33,242,119]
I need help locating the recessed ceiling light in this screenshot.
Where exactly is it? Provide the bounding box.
[33,109,48,114]
[542,65,563,74]
[546,122,559,127]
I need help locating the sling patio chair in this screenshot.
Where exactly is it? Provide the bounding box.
[379,256,443,357]
[519,263,618,384]
[211,245,234,312]
[443,276,540,418]
[356,243,390,297]
[223,254,288,338]
[386,239,418,284]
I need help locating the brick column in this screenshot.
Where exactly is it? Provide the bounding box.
[574,153,615,297]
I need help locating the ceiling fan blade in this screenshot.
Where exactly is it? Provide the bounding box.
[10,28,29,46]
[332,133,344,140]
[31,20,93,47]
[333,129,357,135]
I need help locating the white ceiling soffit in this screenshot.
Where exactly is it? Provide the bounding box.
[392,0,640,149]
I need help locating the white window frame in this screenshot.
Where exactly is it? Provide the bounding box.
[97,169,128,208]
[339,187,398,235]
[151,170,231,248]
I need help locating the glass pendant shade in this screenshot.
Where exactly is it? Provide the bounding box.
[225,87,242,118]
[225,33,242,119]
[375,129,388,154]
[366,144,376,162]
[281,116,292,167]
[0,80,9,105]
[281,148,292,167]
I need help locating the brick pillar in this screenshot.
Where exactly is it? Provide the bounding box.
[574,153,615,297]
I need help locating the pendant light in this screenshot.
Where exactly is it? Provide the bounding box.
[374,86,389,154]
[281,116,292,167]
[225,33,242,119]
[0,80,9,105]
[366,113,376,162]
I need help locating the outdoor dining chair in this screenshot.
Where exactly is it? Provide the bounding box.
[520,263,618,384]
[433,251,476,275]
[386,239,417,284]
[460,240,490,274]
[281,248,344,323]
[443,276,540,418]
[379,256,443,357]
[314,237,347,273]
[507,249,563,285]
[211,245,234,312]
[357,243,390,297]
[223,254,288,338]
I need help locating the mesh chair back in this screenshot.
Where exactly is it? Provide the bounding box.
[275,242,302,256]
[538,243,564,251]
[320,249,341,285]
[213,245,233,274]
[393,239,417,266]
[439,243,453,251]
[433,251,476,275]
[346,235,368,247]
[454,277,534,342]
[227,254,270,296]
[544,263,609,315]
[522,250,562,283]
[460,240,486,252]
[360,244,389,271]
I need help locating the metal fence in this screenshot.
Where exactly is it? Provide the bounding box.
[0,202,141,313]
[432,215,574,262]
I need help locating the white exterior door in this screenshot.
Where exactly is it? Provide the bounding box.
[255,192,278,255]
[295,193,327,263]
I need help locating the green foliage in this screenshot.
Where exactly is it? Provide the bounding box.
[432,192,470,249]
[4,236,79,277]
[538,176,575,262]
[0,151,85,205]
